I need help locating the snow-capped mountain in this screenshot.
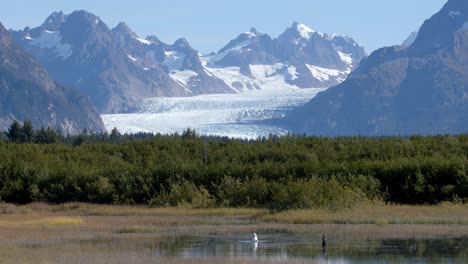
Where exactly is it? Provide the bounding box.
[203,23,366,91]
[11,11,366,114]
[286,0,468,136]
[12,11,187,113]
[0,22,105,134]
[112,24,234,95]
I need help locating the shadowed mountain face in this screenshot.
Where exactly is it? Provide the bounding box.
[12,12,366,114]
[286,0,468,136]
[0,22,105,134]
[12,11,191,114]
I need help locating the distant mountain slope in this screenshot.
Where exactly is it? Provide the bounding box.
[0,22,105,134]
[111,22,234,96]
[286,0,468,136]
[12,11,189,113]
[12,12,366,113]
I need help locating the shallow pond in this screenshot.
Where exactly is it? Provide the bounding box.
[145,232,468,263]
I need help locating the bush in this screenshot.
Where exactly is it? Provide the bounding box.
[269,177,373,211]
[217,176,270,207]
[149,178,215,208]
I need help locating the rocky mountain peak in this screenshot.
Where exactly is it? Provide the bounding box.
[112,22,138,44]
[281,22,318,41]
[112,22,136,37]
[285,0,468,136]
[41,11,66,31]
[0,20,106,133]
[0,22,10,46]
[146,35,162,45]
[174,38,192,50]
[249,27,258,35]
[410,0,468,54]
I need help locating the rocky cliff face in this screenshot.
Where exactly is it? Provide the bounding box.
[286,0,468,136]
[0,22,105,134]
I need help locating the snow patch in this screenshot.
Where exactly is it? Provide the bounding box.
[128,55,138,62]
[170,70,198,90]
[136,37,152,45]
[449,11,462,18]
[306,64,341,82]
[164,51,186,70]
[287,66,299,80]
[249,64,301,90]
[29,30,72,59]
[337,51,353,65]
[296,23,314,39]
[243,31,258,38]
[206,39,253,66]
[202,66,253,92]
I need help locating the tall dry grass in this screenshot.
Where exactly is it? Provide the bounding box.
[262,202,468,225]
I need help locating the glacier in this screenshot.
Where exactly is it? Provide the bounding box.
[102,87,326,139]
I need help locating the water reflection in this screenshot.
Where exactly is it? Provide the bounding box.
[146,233,468,263]
[253,241,258,253]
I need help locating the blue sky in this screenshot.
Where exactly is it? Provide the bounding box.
[0,0,447,54]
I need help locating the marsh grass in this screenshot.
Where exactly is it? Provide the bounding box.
[24,202,267,217]
[262,202,468,225]
[0,216,83,228]
[114,226,160,234]
[0,203,467,263]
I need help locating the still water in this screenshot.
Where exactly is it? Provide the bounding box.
[146,232,467,263]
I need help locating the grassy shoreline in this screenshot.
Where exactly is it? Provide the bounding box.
[1,202,467,263]
[1,202,468,225]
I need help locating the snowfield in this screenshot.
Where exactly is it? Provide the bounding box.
[102,88,326,139]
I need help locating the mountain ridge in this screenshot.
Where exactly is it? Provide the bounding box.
[11,11,366,113]
[285,0,468,136]
[0,22,106,134]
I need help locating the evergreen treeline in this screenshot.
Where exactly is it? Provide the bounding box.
[0,121,467,210]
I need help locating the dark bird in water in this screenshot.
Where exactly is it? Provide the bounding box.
[322,234,327,249]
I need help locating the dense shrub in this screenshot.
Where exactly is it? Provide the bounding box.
[150,177,215,208]
[0,129,466,209]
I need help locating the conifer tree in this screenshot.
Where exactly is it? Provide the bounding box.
[21,119,34,143]
[7,120,21,143]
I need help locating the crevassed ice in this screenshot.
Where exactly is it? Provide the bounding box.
[101,88,326,139]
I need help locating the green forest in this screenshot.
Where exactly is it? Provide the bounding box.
[0,121,467,210]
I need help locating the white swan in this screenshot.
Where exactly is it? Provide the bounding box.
[252,232,258,242]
